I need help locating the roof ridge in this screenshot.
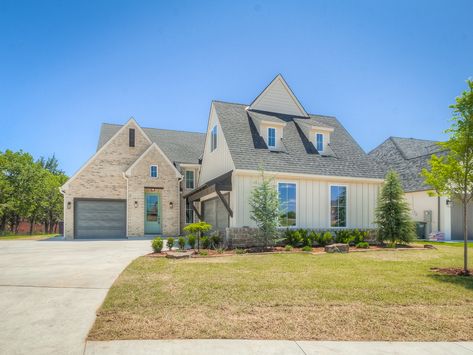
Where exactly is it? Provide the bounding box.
[101,122,205,135]
[390,136,440,143]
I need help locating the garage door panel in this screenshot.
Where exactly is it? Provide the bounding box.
[75,200,126,239]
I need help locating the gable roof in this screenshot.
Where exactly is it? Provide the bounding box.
[125,143,182,178]
[369,137,446,192]
[98,124,205,164]
[213,101,384,179]
[249,74,309,117]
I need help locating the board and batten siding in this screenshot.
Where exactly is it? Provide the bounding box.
[199,104,235,185]
[231,173,381,229]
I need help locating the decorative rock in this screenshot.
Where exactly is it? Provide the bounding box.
[325,243,349,253]
[165,250,195,259]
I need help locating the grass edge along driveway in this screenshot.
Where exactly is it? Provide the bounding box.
[89,244,473,341]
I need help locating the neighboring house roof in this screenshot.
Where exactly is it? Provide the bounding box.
[213,101,385,179]
[368,137,446,192]
[98,123,206,164]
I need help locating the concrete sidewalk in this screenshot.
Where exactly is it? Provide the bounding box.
[85,340,473,355]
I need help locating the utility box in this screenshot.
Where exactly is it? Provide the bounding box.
[423,210,432,236]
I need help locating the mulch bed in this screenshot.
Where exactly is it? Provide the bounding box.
[430,267,473,277]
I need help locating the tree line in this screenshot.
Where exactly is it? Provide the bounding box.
[0,150,67,235]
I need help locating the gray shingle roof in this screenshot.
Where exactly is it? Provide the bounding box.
[98,123,205,164]
[368,137,446,192]
[213,101,385,179]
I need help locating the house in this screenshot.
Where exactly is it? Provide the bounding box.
[62,74,385,240]
[369,136,472,240]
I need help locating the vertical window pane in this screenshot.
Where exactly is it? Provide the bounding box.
[316,133,323,151]
[211,125,218,151]
[150,165,158,178]
[330,185,347,227]
[185,171,194,189]
[268,128,276,148]
[186,201,194,223]
[278,183,296,226]
[129,128,135,147]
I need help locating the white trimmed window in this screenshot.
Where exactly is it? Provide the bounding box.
[185,170,195,189]
[278,182,297,226]
[316,133,324,152]
[150,165,158,178]
[210,125,218,152]
[267,127,276,149]
[330,185,347,227]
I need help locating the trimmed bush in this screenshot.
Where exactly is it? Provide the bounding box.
[301,245,312,252]
[188,234,196,249]
[235,248,246,254]
[356,241,369,249]
[335,229,354,244]
[216,248,224,254]
[167,237,174,250]
[178,236,186,250]
[285,229,302,247]
[318,232,333,247]
[210,232,221,249]
[151,238,163,253]
[298,229,310,246]
[284,245,293,252]
[309,231,319,246]
[198,250,208,256]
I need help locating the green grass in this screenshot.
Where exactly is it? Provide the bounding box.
[0,233,58,240]
[89,245,473,341]
[415,239,473,247]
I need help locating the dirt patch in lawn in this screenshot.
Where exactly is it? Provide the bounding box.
[431,267,473,276]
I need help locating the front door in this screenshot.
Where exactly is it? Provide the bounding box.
[144,192,161,234]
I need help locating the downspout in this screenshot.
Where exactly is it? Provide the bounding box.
[122,172,129,238]
[438,196,441,232]
[59,187,66,238]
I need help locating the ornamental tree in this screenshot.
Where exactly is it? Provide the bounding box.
[375,170,415,245]
[249,171,280,247]
[422,79,473,275]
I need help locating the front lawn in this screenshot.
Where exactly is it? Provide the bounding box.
[89,244,473,341]
[0,233,58,240]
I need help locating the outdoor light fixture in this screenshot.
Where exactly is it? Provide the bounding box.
[446,199,451,206]
[67,201,71,209]
[169,201,174,209]
[134,201,138,208]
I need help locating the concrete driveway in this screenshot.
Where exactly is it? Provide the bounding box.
[0,239,151,355]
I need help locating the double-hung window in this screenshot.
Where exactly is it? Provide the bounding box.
[330,185,347,227]
[185,170,195,189]
[267,127,276,149]
[210,125,218,152]
[278,182,296,226]
[316,133,324,152]
[150,165,158,178]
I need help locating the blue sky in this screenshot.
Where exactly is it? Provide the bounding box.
[1,0,472,176]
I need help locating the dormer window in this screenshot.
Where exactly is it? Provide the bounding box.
[316,133,324,152]
[210,125,218,152]
[267,127,276,149]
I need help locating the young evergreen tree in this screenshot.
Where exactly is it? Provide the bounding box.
[375,170,415,245]
[249,171,280,247]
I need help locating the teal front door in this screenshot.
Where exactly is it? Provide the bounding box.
[144,192,161,234]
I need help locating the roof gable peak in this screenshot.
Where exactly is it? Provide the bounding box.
[249,74,309,117]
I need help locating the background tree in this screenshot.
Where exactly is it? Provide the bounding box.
[375,170,415,246]
[249,171,280,247]
[422,79,473,275]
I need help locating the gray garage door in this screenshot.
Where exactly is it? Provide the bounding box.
[75,200,126,239]
[202,195,229,231]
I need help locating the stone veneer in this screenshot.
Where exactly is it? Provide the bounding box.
[224,227,267,248]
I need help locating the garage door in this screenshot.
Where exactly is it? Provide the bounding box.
[202,195,229,231]
[75,200,126,239]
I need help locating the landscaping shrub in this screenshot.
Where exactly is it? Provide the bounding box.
[178,236,186,250]
[210,232,221,249]
[356,241,369,249]
[188,234,196,249]
[167,237,174,250]
[235,248,246,254]
[301,245,312,252]
[335,229,353,244]
[151,238,163,253]
[285,229,302,246]
[201,236,210,249]
[309,231,319,246]
[198,250,208,256]
[298,229,310,246]
[216,248,224,254]
[318,232,333,246]
[284,245,293,252]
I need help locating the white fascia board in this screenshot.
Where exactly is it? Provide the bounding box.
[234,169,384,183]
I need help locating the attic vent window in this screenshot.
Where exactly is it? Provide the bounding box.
[210,125,218,152]
[268,127,276,148]
[129,128,135,147]
[316,133,324,152]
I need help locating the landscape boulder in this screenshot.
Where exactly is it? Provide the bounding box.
[325,243,349,253]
